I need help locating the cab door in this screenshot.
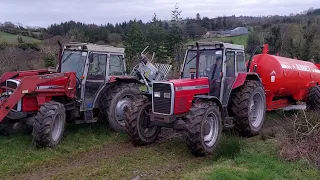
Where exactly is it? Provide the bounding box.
[221,50,237,106]
[81,52,108,111]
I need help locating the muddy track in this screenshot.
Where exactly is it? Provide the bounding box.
[9,142,136,180]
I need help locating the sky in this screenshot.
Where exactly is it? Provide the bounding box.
[0,0,319,28]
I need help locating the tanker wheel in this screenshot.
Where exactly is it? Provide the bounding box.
[306,85,320,110]
[230,80,266,137]
[185,102,222,156]
[124,96,161,146]
[32,101,66,148]
[99,83,141,132]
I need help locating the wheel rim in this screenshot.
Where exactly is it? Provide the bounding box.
[52,114,63,142]
[139,104,158,138]
[203,112,219,147]
[115,95,135,126]
[249,92,264,128]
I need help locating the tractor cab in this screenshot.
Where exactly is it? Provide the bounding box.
[59,43,126,111]
[181,42,246,106]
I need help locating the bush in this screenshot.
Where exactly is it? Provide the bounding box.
[17,36,23,43]
[43,55,56,67]
[16,43,40,51]
[279,110,320,169]
[0,41,8,50]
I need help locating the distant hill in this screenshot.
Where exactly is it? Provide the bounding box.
[188,34,248,47]
[0,31,41,44]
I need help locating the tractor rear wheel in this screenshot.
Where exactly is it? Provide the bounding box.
[32,101,66,148]
[306,85,320,110]
[100,83,141,132]
[125,96,161,146]
[185,102,222,156]
[230,80,266,137]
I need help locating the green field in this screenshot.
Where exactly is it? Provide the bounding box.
[189,34,249,47]
[0,31,41,44]
[0,111,319,179]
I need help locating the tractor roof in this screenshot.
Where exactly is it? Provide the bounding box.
[187,41,244,51]
[63,42,125,54]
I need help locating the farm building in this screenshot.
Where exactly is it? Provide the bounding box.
[206,27,249,38]
[230,27,248,36]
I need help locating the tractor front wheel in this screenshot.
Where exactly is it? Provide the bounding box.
[230,80,266,137]
[125,96,161,146]
[32,101,66,148]
[185,102,222,156]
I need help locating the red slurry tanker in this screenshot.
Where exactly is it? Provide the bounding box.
[248,44,320,110]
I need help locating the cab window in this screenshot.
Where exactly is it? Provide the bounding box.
[109,54,125,75]
[237,52,246,72]
[87,53,107,80]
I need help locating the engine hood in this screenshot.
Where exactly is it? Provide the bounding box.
[168,77,210,91]
[6,75,69,90]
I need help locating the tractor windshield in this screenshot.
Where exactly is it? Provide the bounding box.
[61,50,87,79]
[183,49,223,78]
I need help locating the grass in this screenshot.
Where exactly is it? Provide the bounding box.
[0,124,126,177]
[189,34,248,47]
[0,31,41,44]
[0,112,319,179]
[194,140,318,180]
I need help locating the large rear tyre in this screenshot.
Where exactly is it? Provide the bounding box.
[306,85,320,110]
[185,102,222,156]
[125,96,161,146]
[230,80,266,137]
[32,101,66,148]
[100,83,140,132]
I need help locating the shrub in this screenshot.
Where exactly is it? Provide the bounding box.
[43,55,56,67]
[17,36,24,43]
[16,43,40,51]
[279,110,320,169]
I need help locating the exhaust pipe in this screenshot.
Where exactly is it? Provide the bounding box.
[57,41,63,73]
[195,42,200,78]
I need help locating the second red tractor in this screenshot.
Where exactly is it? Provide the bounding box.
[125,42,266,156]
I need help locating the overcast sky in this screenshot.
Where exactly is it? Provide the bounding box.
[0,0,319,28]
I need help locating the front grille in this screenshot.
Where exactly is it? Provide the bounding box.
[153,83,173,115]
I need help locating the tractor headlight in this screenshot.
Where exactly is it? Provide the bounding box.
[154,92,161,97]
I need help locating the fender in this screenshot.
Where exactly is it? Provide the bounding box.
[232,72,261,89]
[194,95,223,111]
[108,75,143,84]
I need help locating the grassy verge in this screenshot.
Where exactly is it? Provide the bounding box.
[0,112,319,179]
[186,139,318,180]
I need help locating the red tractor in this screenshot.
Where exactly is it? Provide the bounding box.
[0,42,147,147]
[125,42,267,156]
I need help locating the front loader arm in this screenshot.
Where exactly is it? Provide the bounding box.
[0,73,70,123]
